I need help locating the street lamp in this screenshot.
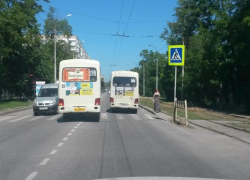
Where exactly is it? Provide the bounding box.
[149,45,158,89]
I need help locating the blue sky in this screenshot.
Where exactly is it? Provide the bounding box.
[37,0,178,81]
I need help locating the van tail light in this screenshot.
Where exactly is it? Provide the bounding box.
[95,98,101,105]
[134,98,139,104]
[59,98,64,106]
[110,97,114,103]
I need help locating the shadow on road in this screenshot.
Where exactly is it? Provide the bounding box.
[106,108,137,114]
[57,113,100,123]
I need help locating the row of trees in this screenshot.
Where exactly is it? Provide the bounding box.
[132,0,250,112]
[0,0,72,100]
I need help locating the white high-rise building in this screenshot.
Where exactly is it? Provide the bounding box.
[41,35,90,59]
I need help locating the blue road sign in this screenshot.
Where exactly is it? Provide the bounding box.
[168,45,185,66]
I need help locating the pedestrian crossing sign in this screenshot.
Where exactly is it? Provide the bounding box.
[168,45,185,66]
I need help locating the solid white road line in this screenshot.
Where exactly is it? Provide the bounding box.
[28,116,44,121]
[57,143,63,147]
[68,133,72,136]
[39,158,50,165]
[8,115,31,122]
[71,129,75,132]
[63,137,68,140]
[50,150,57,155]
[145,114,154,120]
[47,114,61,120]
[25,172,38,180]
[0,116,14,122]
[130,114,141,120]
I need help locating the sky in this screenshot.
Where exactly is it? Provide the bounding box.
[37,0,178,81]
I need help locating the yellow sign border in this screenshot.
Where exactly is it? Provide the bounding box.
[168,45,185,66]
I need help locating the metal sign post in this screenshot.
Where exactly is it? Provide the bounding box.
[168,45,185,102]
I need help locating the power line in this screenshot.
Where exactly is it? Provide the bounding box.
[111,0,125,67]
[114,0,136,67]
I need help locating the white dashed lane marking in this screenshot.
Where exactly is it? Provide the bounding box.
[74,126,78,128]
[8,115,31,122]
[57,143,63,147]
[25,172,38,180]
[68,133,72,136]
[71,129,75,132]
[63,137,68,141]
[50,150,57,155]
[39,158,50,165]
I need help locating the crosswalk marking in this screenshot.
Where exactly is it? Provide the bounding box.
[47,114,62,121]
[130,114,141,120]
[8,115,31,122]
[101,113,107,120]
[144,114,154,120]
[28,116,44,121]
[0,116,15,122]
[116,114,124,120]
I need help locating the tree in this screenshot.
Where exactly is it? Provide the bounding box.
[0,0,49,99]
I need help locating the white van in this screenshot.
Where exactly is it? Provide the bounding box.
[58,59,101,120]
[110,71,139,113]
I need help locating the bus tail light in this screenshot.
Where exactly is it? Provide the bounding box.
[110,97,114,103]
[59,98,64,106]
[134,98,139,104]
[95,98,101,105]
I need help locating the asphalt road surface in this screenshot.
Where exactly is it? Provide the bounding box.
[0,93,250,180]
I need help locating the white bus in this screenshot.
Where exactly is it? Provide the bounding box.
[58,59,101,120]
[110,71,139,113]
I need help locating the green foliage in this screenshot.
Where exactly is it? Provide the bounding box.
[134,0,250,112]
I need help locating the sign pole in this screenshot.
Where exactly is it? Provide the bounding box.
[174,66,177,101]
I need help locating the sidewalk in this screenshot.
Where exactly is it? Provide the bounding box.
[139,105,250,145]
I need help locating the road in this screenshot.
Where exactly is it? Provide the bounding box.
[0,93,250,180]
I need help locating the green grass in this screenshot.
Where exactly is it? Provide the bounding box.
[140,97,241,121]
[0,100,32,111]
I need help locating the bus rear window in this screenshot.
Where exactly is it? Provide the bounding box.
[113,77,136,87]
[62,68,97,82]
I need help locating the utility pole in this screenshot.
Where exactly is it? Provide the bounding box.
[156,56,158,89]
[181,38,185,100]
[54,28,57,83]
[149,45,158,90]
[143,61,145,96]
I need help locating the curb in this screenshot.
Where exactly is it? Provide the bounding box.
[189,120,250,145]
[0,106,32,116]
[140,104,250,144]
[139,105,155,115]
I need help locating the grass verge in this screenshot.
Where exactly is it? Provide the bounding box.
[139,97,243,121]
[0,100,32,111]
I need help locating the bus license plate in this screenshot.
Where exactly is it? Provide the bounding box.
[74,108,85,112]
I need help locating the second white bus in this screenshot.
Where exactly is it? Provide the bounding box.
[58,59,101,120]
[110,71,139,113]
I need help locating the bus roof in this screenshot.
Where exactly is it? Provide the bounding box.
[60,59,100,66]
[41,83,58,89]
[111,71,138,76]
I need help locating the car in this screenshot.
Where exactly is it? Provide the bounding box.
[33,83,59,115]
